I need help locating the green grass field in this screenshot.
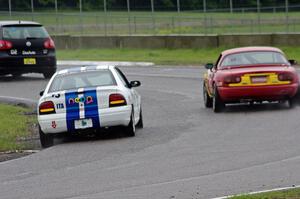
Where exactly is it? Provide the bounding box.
[57,46,300,65]
[0,104,35,152]
[230,187,300,199]
[1,11,299,35]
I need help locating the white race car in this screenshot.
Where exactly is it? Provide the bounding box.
[37,65,143,147]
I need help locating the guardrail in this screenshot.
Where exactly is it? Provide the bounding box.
[52,33,300,49]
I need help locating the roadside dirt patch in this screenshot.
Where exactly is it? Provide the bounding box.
[0,111,41,163]
[0,150,39,162]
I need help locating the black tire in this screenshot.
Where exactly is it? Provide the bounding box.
[203,82,213,108]
[125,109,136,137]
[136,107,143,128]
[288,98,295,108]
[213,86,225,113]
[43,69,56,79]
[11,73,22,79]
[39,125,54,148]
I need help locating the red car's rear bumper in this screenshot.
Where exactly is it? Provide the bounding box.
[218,83,299,102]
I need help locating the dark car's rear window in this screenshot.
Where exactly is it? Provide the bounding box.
[2,26,49,39]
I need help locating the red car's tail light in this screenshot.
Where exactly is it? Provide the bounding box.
[44,38,55,49]
[39,101,56,115]
[223,75,241,84]
[109,94,127,107]
[0,40,12,50]
[278,73,293,81]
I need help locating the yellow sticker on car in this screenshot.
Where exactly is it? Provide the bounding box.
[229,73,290,87]
[24,58,36,65]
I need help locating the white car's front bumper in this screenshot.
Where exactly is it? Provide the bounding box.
[38,105,132,134]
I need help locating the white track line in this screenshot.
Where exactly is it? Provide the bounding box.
[212,185,300,199]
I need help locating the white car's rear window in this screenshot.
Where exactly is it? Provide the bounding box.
[3,26,49,39]
[221,51,288,68]
[49,70,117,92]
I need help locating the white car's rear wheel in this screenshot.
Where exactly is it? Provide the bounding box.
[125,108,136,137]
[39,125,54,148]
[136,107,143,128]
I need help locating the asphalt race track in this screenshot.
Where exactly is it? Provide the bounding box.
[1,65,300,199]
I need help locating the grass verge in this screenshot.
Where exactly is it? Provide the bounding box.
[57,47,300,65]
[230,187,300,199]
[0,104,36,152]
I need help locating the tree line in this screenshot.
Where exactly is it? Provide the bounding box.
[3,0,300,11]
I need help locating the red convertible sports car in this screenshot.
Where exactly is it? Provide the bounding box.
[203,47,299,112]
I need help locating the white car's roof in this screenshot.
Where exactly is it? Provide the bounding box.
[57,65,115,75]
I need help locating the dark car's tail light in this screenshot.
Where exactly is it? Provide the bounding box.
[224,75,241,84]
[39,101,56,115]
[278,73,293,81]
[44,38,55,49]
[109,94,127,107]
[0,40,12,50]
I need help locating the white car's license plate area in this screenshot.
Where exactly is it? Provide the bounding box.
[74,119,93,129]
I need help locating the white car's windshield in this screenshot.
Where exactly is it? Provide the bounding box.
[49,70,117,92]
[221,51,289,68]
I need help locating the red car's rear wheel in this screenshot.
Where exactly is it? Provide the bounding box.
[213,87,225,113]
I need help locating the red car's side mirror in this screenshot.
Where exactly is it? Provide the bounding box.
[289,60,297,66]
[205,63,214,70]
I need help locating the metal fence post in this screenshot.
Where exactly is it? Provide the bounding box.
[79,0,83,35]
[31,0,34,21]
[55,0,58,34]
[8,0,12,18]
[230,0,233,13]
[127,0,131,35]
[257,0,261,33]
[203,0,207,35]
[176,0,180,34]
[151,0,156,34]
[172,16,175,32]
[285,0,289,32]
[210,16,213,34]
[134,16,137,34]
[177,0,180,13]
[104,0,107,36]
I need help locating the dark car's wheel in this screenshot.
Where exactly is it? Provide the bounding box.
[136,107,143,128]
[43,69,56,79]
[213,86,225,113]
[203,82,213,108]
[39,125,54,148]
[125,109,136,137]
[11,73,22,79]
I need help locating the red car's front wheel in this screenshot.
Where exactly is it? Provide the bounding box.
[203,82,213,108]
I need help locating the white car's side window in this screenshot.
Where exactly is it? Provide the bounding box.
[115,68,130,88]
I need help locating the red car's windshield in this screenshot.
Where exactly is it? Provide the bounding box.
[220,51,289,68]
